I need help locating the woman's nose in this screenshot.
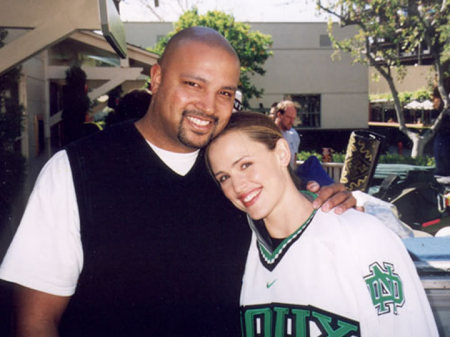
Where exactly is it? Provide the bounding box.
[231,173,247,194]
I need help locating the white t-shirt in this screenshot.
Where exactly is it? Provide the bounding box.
[240,209,438,336]
[0,145,199,296]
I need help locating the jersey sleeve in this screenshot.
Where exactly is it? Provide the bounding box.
[344,211,439,336]
[0,150,82,296]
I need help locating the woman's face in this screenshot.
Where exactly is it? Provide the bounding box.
[208,131,289,220]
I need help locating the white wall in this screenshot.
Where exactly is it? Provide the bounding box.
[123,22,369,130]
[123,22,173,49]
[369,65,434,95]
[247,22,368,130]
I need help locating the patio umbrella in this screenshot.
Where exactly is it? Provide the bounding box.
[404,99,434,110]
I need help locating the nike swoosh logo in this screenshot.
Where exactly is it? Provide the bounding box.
[266,279,277,288]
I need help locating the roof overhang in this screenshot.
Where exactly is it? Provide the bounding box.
[69,31,159,66]
[0,0,150,75]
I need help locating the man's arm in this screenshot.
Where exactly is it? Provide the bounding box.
[13,285,70,337]
[306,181,356,214]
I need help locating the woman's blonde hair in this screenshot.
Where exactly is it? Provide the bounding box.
[206,111,302,188]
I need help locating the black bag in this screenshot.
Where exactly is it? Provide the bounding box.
[373,169,447,233]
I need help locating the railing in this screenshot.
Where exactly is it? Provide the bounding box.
[296,161,344,183]
[321,162,344,183]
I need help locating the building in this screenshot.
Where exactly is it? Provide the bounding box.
[124,22,370,152]
[0,0,158,160]
[124,22,369,136]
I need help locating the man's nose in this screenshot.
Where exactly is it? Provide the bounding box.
[195,91,215,114]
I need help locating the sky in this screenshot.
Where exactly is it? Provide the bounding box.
[119,0,332,22]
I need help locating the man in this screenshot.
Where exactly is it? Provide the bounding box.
[268,101,278,120]
[275,100,301,169]
[0,27,354,337]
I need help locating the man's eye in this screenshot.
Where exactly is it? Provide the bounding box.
[185,81,198,87]
[220,90,233,97]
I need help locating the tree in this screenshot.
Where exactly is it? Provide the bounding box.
[0,28,25,232]
[151,8,273,108]
[318,0,449,158]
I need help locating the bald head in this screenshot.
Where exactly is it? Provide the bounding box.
[137,26,241,153]
[158,26,239,67]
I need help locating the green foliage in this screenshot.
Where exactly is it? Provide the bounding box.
[0,151,26,221]
[297,151,322,162]
[320,0,449,70]
[0,28,25,226]
[0,33,24,150]
[150,8,273,108]
[298,151,435,166]
[318,0,449,158]
[331,152,346,163]
[377,153,435,166]
[297,151,346,163]
[0,96,23,144]
[369,88,433,105]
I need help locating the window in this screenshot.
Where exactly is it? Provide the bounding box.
[288,94,321,127]
[320,34,331,47]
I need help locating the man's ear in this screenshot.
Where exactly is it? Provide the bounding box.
[275,138,291,167]
[150,64,162,94]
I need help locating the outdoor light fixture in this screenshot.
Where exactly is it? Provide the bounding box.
[99,0,127,58]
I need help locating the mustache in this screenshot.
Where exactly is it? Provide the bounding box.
[182,110,219,125]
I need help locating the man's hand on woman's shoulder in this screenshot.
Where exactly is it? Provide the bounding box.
[306,182,357,214]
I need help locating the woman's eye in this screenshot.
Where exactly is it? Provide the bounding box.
[218,175,229,184]
[241,162,252,169]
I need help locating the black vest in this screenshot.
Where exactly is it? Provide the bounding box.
[62,121,250,337]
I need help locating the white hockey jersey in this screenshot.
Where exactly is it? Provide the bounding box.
[240,209,438,337]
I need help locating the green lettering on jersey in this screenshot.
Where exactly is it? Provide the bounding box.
[273,306,290,336]
[364,262,404,315]
[241,304,359,337]
[291,308,310,337]
[243,307,273,337]
[311,311,359,337]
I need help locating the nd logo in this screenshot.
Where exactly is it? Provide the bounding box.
[364,262,405,315]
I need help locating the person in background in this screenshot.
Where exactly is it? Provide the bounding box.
[433,113,450,177]
[79,89,152,139]
[61,66,91,146]
[268,101,278,120]
[0,27,355,337]
[275,100,300,169]
[116,88,152,122]
[206,111,439,337]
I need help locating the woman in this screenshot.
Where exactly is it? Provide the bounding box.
[206,112,438,337]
